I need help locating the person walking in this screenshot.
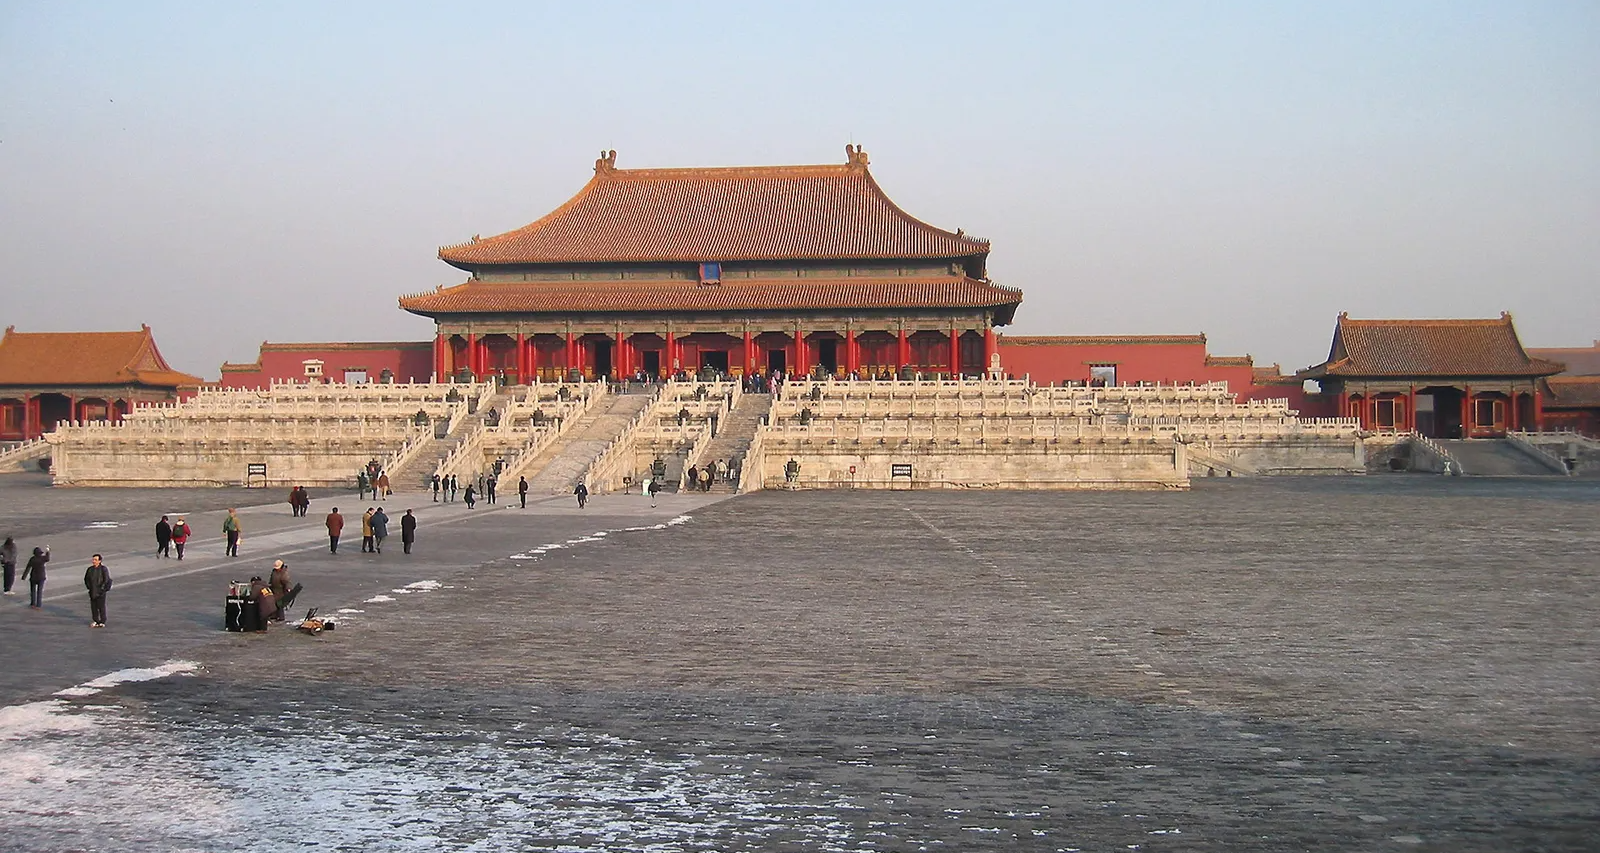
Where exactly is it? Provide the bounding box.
[326,507,344,553]
[648,477,661,507]
[223,509,242,557]
[687,465,698,490]
[2,536,17,595]
[376,472,391,500]
[449,474,459,503]
[486,474,497,505]
[171,517,191,560]
[463,484,477,509]
[574,482,588,509]
[400,510,416,554]
[361,508,376,552]
[698,466,711,492]
[371,507,389,554]
[518,476,528,508]
[358,471,370,501]
[155,516,172,558]
[21,546,49,609]
[431,474,441,502]
[268,560,291,622]
[84,554,112,628]
[286,486,299,516]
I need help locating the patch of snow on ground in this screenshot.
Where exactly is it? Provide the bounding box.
[364,595,396,603]
[53,661,201,698]
[335,609,364,614]
[403,580,443,591]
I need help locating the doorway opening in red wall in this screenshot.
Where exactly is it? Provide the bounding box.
[1089,364,1116,387]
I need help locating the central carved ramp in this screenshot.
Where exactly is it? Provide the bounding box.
[1435,439,1566,476]
[520,392,654,494]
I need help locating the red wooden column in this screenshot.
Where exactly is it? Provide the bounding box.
[794,329,808,376]
[464,334,478,376]
[664,331,676,376]
[1534,388,1544,431]
[743,330,754,375]
[1337,391,1350,425]
[1461,385,1473,438]
[983,326,998,375]
[844,329,858,375]
[948,327,960,378]
[433,332,447,381]
[565,332,577,376]
[614,331,627,378]
[897,328,910,372]
[24,396,37,440]
[1408,385,1417,433]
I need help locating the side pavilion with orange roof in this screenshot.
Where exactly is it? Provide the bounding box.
[0,326,202,441]
[400,146,1023,382]
[1296,313,1562,438]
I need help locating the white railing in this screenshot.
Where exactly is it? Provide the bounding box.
[379,428,434,481]
[1408,433,1456,474]
[0,437,51,465]
[739,424,768,494]
[1504,432,1572,475]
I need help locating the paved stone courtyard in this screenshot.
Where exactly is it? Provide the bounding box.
[0,475,1596,851]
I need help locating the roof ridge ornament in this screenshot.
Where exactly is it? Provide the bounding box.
[845,143,868,168]
[595,149,618,175]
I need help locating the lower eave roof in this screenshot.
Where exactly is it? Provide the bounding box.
[399,276,1023,320]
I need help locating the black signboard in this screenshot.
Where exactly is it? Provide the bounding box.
[891,463,912,478]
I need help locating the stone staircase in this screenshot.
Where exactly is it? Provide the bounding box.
[520,393,655,494]
[698,394,770,493]
[1435,439,1566,476]
[388,390,512,492]
[0,438,52,472]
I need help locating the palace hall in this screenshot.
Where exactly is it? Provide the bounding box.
[399,146,1023,383]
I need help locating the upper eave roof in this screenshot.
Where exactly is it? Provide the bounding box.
[399,276,1022,320]
[1296,313,1564,380]
[437,147,991,268]
[0,325,202,387]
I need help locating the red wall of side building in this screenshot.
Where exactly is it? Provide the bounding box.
[998,335,1318,411]
[219,343,434,388]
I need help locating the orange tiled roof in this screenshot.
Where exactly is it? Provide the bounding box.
[1528,342,1600,376]
[400,276,1022,318]
[1298,314,1563,379]
[0,326,202,387]
[1544,376,1600,408]
[437,147,991,267]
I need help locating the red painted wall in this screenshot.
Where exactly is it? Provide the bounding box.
[220,343,434,388]
[998,336,1316,411]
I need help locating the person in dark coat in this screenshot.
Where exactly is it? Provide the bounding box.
[249,576,273,631]
[518,476,529,508]
[431,474,441,502]
[1,536,16,595]
[574,482,588,509]
[449,474,458,502]
[84,554,112,627]
[326,507,344,553]
[400,510,417,554]
[486,474,497,505]
[155,516,172,558]
[463,484,477,509]
[371,507,389,553]
[21,546,48,608]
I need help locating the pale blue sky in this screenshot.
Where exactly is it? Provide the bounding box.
[2,1,1596,378]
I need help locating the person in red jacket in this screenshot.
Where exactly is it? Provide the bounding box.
[170,517,192,560]
[325,507,344,554]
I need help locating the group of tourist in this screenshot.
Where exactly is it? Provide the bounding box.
[286,485,312,516]
[324,506,416,554]
[1,537,114,627]
[684,459,737,492]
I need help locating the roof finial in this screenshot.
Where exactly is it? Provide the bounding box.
[595,149,617,174]
[845,143,868,168]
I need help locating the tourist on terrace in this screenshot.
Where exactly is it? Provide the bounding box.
[401,510,416,554]
[171,517,191,560]
[326,507,344,554]
[357,471,370,500]
[371,507,389,554]
[222,509,242,558]
[376,472,391,500]
[518,476,528,509]
[21,546,48,608]
[574,482,588,509]
[268,560,291,622]
[648,477,661,507]
[431,474,441,502]
[486,474,497,505]
[463,484,477,509]
[83,554,112,628]
[449,474,459,502]
[154,516,171,558]
[361,509,375,552]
